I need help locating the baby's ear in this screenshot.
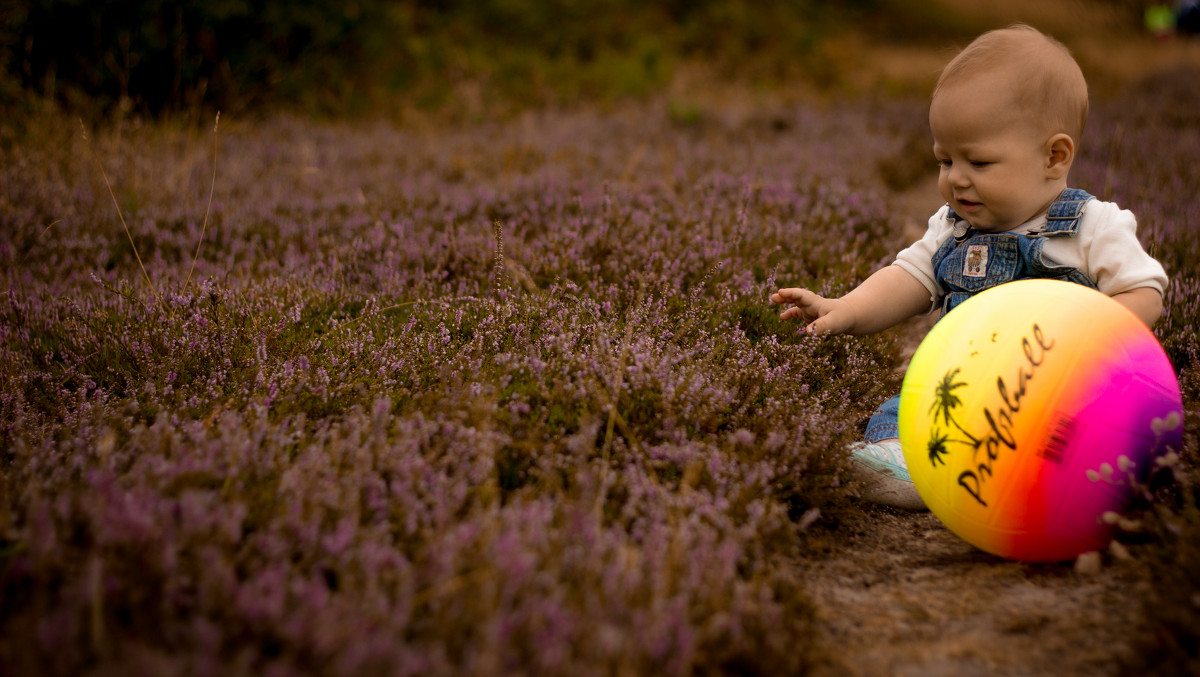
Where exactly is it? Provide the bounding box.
[1045,133,1075,179]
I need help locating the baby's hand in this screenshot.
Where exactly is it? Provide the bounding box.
[770,288,855,335]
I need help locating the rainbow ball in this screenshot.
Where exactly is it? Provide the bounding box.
[899,279,1183,562]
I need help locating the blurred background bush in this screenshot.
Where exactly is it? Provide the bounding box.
[0,0,1068,118]
[0,0,1172,118]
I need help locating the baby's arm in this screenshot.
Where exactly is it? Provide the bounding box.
[1111,287,1163,328]
[771,266,931,336]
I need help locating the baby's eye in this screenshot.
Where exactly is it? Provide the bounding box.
[937,158,952,168]
[969,161,991,168]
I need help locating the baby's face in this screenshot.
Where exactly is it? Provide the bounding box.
[930,73,1064,232]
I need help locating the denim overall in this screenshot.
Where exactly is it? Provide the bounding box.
[864,188,1097,442]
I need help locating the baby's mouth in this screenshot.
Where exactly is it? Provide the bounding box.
[956,198,982,210]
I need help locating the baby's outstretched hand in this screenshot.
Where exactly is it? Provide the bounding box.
[770,288,855,336]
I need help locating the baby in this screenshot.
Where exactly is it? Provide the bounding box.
[770,24,1169,509]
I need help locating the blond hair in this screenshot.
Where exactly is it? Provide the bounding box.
[934,24,1088,142]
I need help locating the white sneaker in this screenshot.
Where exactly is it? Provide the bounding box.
[848,440,927,511]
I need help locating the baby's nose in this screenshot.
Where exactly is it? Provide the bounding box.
[947,164,971,187]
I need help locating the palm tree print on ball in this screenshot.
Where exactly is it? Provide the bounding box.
[927,429,951,467]
[924,368,982,466]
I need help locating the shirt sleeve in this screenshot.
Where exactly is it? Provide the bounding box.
[892,205,954,311]
[1042,200,1168,297]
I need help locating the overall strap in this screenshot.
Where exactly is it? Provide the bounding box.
[1034,188,1094,237]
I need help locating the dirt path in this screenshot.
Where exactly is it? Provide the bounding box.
[806,507,1147,676]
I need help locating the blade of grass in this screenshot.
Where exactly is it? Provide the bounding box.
[79,119,166,313]
[185,112,220,289]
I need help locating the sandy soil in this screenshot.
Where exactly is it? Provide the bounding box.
[805,507,1148,676]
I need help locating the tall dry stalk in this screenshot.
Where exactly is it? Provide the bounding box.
[79,119,165,312]
[185,112,220,288]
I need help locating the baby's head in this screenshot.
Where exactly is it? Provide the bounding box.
[930,25,1089,231]
[935,24,1088,143]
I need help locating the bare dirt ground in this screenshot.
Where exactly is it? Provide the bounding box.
[806,507,1147,677]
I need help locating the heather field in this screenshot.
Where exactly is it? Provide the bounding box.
[2,75,1200,674]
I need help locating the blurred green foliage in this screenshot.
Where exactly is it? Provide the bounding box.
[1,0,891,117]
[3,0,402,114]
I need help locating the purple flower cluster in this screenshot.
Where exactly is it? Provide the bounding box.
[1,92,1197,674]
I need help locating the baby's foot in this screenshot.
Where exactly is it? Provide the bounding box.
[848,439,927,511]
